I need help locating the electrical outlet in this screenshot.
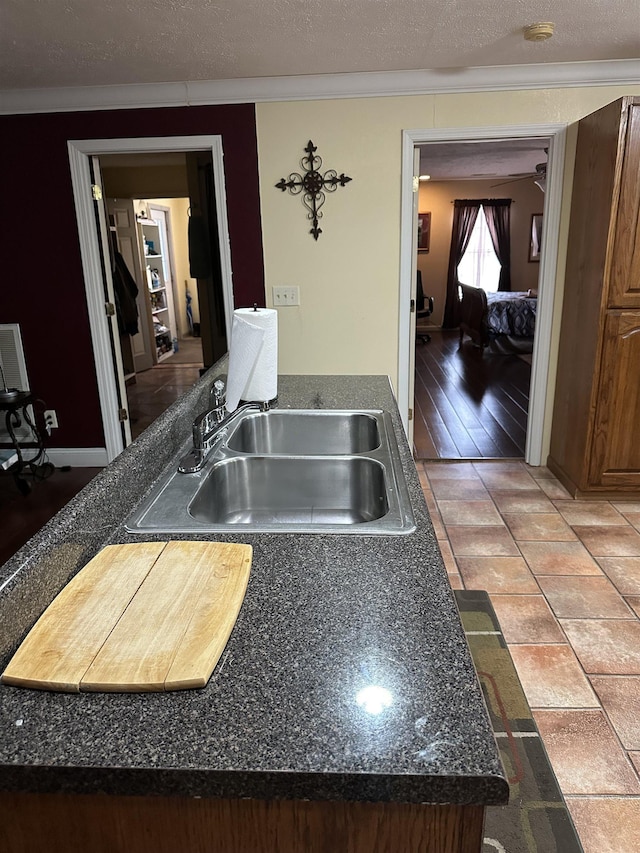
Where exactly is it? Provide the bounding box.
[44,410,58,431]
[272,286,300,306]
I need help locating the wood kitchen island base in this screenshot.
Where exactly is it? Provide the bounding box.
[1,792,485,852]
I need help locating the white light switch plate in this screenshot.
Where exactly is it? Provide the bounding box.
[272,286,300,306]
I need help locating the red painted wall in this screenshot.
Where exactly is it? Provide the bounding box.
[0,104,264,449]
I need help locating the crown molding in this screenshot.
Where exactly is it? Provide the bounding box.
[1,59,639,116]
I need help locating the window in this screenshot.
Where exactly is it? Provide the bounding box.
[457,208,501,292]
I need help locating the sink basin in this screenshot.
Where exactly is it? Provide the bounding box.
[189,456,389,525]
[226,411,380,455]
[125,409,415,535]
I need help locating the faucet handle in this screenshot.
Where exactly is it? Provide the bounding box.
[211,377,226,406]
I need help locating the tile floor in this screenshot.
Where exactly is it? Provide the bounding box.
[418,460,640,853]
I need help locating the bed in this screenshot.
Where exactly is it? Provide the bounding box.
[458,283,537,353]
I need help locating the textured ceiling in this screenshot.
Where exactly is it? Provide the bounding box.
[419,139,549,181]
[1,0,639,90]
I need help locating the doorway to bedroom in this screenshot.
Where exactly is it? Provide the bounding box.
[412,136,550,460]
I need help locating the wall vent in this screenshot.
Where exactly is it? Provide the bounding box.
[0,323,34,443]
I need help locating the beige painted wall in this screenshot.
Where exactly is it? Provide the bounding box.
[256,84,638,457]
[418,177,543,327]
[146,198,200,337]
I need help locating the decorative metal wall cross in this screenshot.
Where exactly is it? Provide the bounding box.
[275,140,352,240]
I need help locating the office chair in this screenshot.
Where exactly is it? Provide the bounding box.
[416,271,434,344]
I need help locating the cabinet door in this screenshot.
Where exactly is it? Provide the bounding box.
[589,311,640,487]
[608,102,640,308]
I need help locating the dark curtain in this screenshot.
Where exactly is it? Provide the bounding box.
[483,199,512,292]
[442,200,481,328]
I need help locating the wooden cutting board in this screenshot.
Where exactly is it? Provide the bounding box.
[1,540,252,693]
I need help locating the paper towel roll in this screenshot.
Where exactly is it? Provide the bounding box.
[225,308,278,412]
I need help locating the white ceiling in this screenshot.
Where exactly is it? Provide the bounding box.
[1,0,639,91]
[418,139,549,181]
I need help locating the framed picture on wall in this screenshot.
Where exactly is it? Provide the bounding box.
[529,213,543,262]
[417,212,431,253]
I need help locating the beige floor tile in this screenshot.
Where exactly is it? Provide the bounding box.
[447,526,519,557]
[490,594,565,643]
[525,464,557,480]
[518,540,603,575]
[447,573,464,589]
[422,486,436,507]
[537,477,573,500]
[627,596,640,618]
[474,468,540,491]
[424,462,478,480]
[416,466,430,491]
[456,556,539,594]
[631,753,640,775]
[534,710,640,794]
[590,676,640,749]
[437,500,504,526]
[612,501,640,513]
[490,489,556,513]
[574,525,640,557]
[428,508,447,541]
[538,575,633,619]
[473,461,528,473]
[597,556,640,594]
[437,539,457,574]
[555,501,628,526]
[566,796,640,853]
[626,512,640,532]
[502,512,577,541]
[510,644,599,708]
[429,478,489,500]
[561,619,640,675]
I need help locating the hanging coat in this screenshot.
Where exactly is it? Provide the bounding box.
[112,250,139,336]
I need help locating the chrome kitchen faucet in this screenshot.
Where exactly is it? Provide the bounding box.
[178,377,276,473]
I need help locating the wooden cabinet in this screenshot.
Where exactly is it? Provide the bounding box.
[548,96,640,497]
[1,792,485,853]
[589,312,640,488]
[608,103,640,308]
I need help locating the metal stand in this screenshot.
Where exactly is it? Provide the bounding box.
[0,390,53,494]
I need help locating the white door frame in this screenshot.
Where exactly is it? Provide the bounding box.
[398,123,567,465]
[68,135,234,463]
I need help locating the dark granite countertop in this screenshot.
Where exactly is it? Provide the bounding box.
[0,366,508,806]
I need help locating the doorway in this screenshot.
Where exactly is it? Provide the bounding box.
[68,136,234,463]
[101,153,206,441]
[412,138,549,460]
[398,123,567,467]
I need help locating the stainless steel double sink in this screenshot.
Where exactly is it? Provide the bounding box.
[125,409,416,535]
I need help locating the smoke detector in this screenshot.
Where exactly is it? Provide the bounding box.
[524,22,555,41]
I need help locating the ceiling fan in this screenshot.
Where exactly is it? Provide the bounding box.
[491,153,547,190]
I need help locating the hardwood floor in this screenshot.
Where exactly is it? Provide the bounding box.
[0,465,102,569]
[413,329,531,460]
[126,337,203,440]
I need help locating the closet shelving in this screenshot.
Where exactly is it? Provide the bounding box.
[138,217,175,363]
